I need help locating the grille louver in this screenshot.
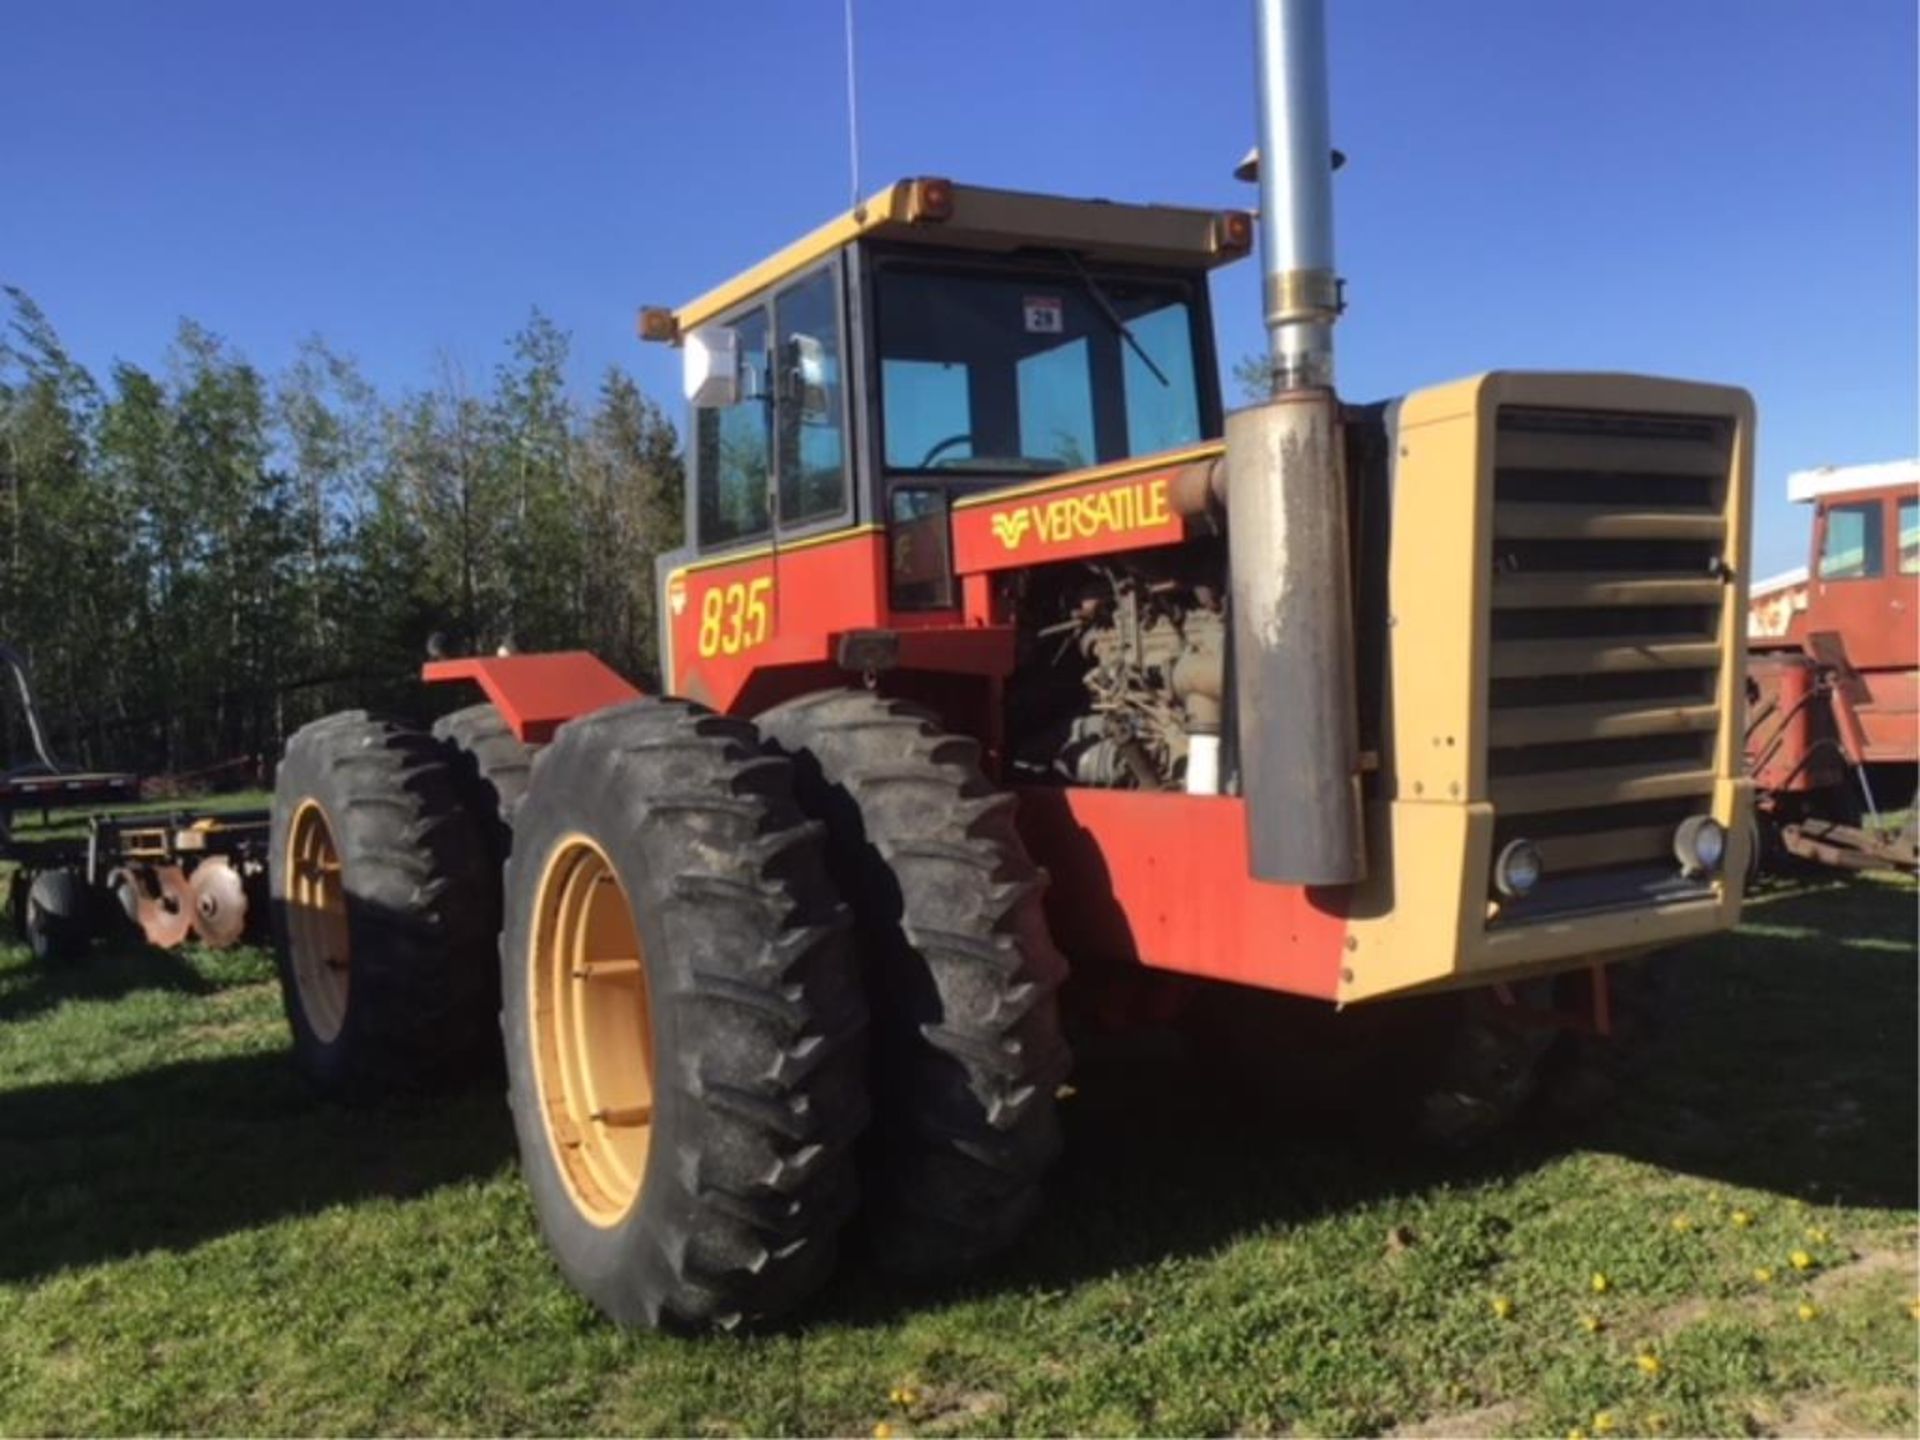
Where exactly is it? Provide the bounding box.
[1486,407,1734,908]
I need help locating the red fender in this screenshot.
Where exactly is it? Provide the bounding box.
[422,652,642,743]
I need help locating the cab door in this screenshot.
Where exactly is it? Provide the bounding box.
[1807,490,1912,672]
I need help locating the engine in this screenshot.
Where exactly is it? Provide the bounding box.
[1005,544,1227,791]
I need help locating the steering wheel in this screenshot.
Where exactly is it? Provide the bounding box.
[918,432,979,468]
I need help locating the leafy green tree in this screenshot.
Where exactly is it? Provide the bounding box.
[0,288,693,775]
[577,368,682,679]
[277,336,381,712]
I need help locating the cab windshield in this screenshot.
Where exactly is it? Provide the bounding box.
[875,261,1206,475]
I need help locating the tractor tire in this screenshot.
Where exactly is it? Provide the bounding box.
[269,710,495,1100]
[1541,957,1668,1124]
[502,698,868,1329]
[431,702,536,1032]
[1414,962,1666,1144]
[25,867,92,963]
[757,689,1070,1278]
[1413,989,1559,1146]
[432,702,534,861]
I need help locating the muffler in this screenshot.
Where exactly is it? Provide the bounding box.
[1226,0,1366,885]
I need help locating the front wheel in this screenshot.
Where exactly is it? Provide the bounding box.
[502,699,868,1329]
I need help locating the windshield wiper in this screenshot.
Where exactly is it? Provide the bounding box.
[1059,250,1170,388]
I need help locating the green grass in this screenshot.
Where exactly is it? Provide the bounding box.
[0,876,1913,1437]
[3,788,271,843]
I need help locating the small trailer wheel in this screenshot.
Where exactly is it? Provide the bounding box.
[6,867,30,940]
[25,867,92,963]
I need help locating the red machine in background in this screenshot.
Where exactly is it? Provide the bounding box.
[1746,459,1918,872]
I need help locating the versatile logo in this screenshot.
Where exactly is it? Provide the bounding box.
[989,477,1173,551]
[990,510,1034,548]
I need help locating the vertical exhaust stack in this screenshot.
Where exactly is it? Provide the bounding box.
[1227,0,1366,884]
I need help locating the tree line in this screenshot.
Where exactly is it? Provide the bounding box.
[0,287,684,780]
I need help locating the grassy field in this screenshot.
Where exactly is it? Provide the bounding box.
[0,871,1913,1437]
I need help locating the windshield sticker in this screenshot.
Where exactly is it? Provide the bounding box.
[1022,296,1064,334]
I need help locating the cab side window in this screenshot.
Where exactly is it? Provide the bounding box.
[696,307,771,547]
[1899,497,1917,575]
[775,268,847,525]
[1817,501,1884,580]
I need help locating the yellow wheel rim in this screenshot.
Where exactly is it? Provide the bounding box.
[286,799,350,1043]
[529,834,655,1227]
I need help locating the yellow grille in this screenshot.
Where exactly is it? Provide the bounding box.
[1485,406,1736,909]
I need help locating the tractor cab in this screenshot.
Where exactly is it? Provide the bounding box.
[645,178,1250,627]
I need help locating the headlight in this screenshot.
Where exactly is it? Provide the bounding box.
[1674,816,1727,877]
[1494,838,1543,898]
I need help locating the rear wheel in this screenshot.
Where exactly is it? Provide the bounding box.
[757,689,1070,1277]
[269,711,494,1099]
[431,702,536,1026]
[433,702,534,861]
[503,699,868,1328]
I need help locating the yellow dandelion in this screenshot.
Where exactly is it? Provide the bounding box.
[1591,1271,1611,1295]
[888,1386,918,1409]
[1790,1249,1814,1271]
[873,1425,894,1440]
[1669,1214,1693,1233]
[1730,1209,1753,1228]
[1753,1266,1774,1284]
[1592,1409,1617,1434]
[1580,1313,1604,1334]
[1797,1301,1819,1322]
[1805,1226,1829,1244]
[1635,1351,1663,1377]
[1645,1413,1668,1435]
[1491,1294,1515,1320]
[1567,1430,1587,1440]
[1907,1298,1920,1320]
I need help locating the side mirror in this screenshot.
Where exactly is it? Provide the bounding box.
[684,325,739,408]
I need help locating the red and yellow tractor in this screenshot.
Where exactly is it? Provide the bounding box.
[267,0,1755,1328]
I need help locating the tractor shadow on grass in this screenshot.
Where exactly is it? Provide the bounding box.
[819,875,1918,1325]
[0,1047,515,1284]
[1582,876,1918,1210]
[0,938,217,1026]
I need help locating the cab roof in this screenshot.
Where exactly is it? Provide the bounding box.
[649,178,1253,341]
[1786,458,1920,504]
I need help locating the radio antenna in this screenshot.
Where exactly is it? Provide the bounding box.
[843,0,863,210]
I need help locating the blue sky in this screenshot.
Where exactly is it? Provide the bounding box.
[2,0,1913,577]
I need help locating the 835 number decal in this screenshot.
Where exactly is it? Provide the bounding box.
[695,577,773,657]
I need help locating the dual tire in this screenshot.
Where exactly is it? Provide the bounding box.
[270,690,1068,1326]
[269,711,501,1098]
[756,690,1070,1276]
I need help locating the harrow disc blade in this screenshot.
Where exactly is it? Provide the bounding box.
[107,867,145,929]
[137,865,195,950]
[189,859,248,949]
